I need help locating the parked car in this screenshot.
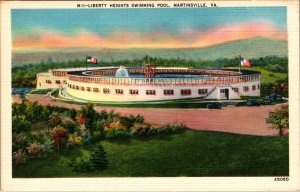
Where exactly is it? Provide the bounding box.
[263,98,271,105]
[246,99,260,106]
[207,102,223,109]
[270,93,277,102]
[275,95,282,102]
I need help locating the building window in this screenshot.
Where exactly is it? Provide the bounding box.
[198,89,208,95]
[76,86,79,90]
[257,84,260,90]
[243,86,249,92]
[115,89,124,95]
[146,90,156,95]
[103,88,110,94]
[163,90,174,95]
[63,80,67,84]
[233,88,239,93]
[181,89,191,96]
[81,86,85,91]
[45,80,52,84]
[93,88,99,93]
[72,85,75,89]
[55,80,61,84]
[252,85,256,91]
[87,87,91,92]
[129,89,139,95]
[220,89,225,93]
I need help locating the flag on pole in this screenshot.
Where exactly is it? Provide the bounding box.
[241,58,251,67]
[86,56,98,64]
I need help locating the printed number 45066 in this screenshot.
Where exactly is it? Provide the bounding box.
[274,177,289,181]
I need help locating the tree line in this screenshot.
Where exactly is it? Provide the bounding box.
[12,55,288,88]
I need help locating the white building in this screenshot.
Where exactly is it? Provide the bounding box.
[36,66,261,102]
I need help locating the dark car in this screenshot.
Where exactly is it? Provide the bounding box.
[275,95,282,102]
[270,93,277,102]
[207,102,223,109]
[263,98,271,105]
[246,99,260,106]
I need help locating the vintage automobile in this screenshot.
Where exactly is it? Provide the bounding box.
[246,99,260,106]
[207,102,223,109]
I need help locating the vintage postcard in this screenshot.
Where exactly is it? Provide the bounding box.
[1,0,299,191]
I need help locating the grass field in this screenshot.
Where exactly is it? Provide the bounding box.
[30,89,52,95]
[249,67,287,84]
[227,67,288,84]
[13,130,289,177]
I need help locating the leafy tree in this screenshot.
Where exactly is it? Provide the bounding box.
[135,114,144,124]
[90,144,108,170]
[76,114,87,126]
[12,118,32,134]
[81,103,99,136]
[62,120,78,133]
[51,126,68,149]
[48,113,62,127]
[12,103,23,119]
[267,104,289,136]
[100,110,108,119]
[68,108,77,120]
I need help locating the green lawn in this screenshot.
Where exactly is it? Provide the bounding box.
[13,130,289,177]
[227,67,288,84]
[250,67,287,84]
[30,89,52,95]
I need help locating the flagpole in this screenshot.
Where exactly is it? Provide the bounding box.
[239,55,242,73]
[85,54,87,71]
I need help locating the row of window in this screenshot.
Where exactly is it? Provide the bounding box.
[67,84,260,95]
[45,80,66,84]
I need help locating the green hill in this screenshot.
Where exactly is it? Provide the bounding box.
[12,37,287,66]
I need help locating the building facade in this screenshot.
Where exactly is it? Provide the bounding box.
[36,66,261,102]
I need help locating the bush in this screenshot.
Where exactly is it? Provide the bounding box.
[106,128,131,140]
[48,113,62,127]
[12,150,27,166]
[50,126,69,150]
[12,118,32,134]
[68,135,83,146]
[62,120,78,134]
[92,130,104,141]
[27,142,45,158]
[72,156,93,172]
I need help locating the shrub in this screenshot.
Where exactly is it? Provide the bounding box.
[92,130,104,141]
[104,121,124,132]
[267,104,289,136]
[68,109,77,120]
[48,113,62,127]
[12,150,27,166]
[62,120,78,134]
[50,126,69,150]
[27,142,45,158]
[72,156,93,172]
[76,114,86,126]
[106,128,131,140]
[135,114,144,124]
[12,133,30,152]
[57,157,71,167]
[12,118,32,134]
[163,122,188,133]
[68,135,83,146]
[100,110,108,119]
[90,144,108,170]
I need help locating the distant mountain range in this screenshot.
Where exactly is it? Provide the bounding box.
[12,37,287,66]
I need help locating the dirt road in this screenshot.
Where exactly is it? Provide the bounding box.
[13,95,279,136]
